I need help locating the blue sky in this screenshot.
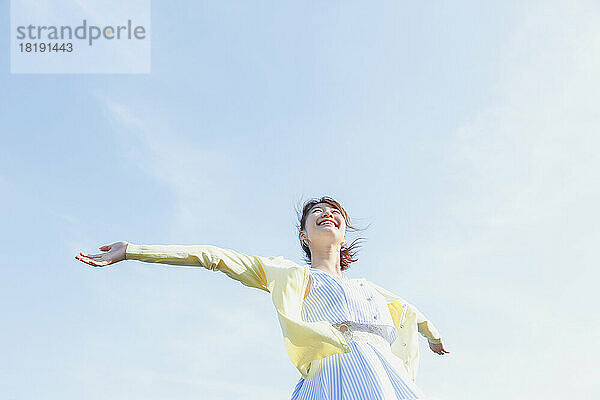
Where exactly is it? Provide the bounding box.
[2,1,599,399]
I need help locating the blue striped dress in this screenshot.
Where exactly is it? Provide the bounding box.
[290,268,429,400]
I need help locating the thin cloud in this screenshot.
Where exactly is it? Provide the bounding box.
[93,93,242,239]
[433,1,600,399]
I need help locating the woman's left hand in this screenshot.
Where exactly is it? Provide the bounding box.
[428,341,450,355]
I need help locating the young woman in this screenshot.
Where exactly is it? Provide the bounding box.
[76,196,449,399]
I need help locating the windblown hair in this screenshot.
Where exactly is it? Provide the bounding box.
[296,196,365,271]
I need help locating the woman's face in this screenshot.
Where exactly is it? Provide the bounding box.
[302,202,347,246]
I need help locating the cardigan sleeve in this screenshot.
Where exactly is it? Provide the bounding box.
[414,306,443,344]
[125,243,296,293]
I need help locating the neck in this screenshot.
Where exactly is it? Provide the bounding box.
[310,242,343,277]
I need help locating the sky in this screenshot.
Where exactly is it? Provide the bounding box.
[1,1,599,399]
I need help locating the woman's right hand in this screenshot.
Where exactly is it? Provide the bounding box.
[75,241,129,267]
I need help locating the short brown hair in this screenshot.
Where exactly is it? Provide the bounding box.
[296,196,365,271]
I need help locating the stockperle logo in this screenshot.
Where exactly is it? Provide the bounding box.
[16,19,147,47]
[11,0,151,74]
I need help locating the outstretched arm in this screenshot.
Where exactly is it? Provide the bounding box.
[75,241,283,292]
[365,280,450,356]
[415,309,450,355]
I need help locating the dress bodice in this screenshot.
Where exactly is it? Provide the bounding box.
[301,268,398,345]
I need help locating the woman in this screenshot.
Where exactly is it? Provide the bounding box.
[76,196,449,399]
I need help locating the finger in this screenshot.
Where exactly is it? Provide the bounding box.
[94,260,110,267]
[76,254,91,263]
[80,252,102,259]
[100,245,111,251]
[83,256,108,267]
[76,256,92,265]
[78,256,95,265]
[76,255,101,267]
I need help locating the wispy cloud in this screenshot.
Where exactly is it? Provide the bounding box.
[93,93,243,240]
[430,1,600,398]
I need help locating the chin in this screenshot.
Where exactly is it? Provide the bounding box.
[313,230,343,242]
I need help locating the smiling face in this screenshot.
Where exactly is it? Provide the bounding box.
[300,202,347,247]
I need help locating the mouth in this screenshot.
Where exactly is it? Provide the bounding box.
[318,219,338,228]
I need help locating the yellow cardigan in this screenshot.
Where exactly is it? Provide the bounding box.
[125,244,443,381]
